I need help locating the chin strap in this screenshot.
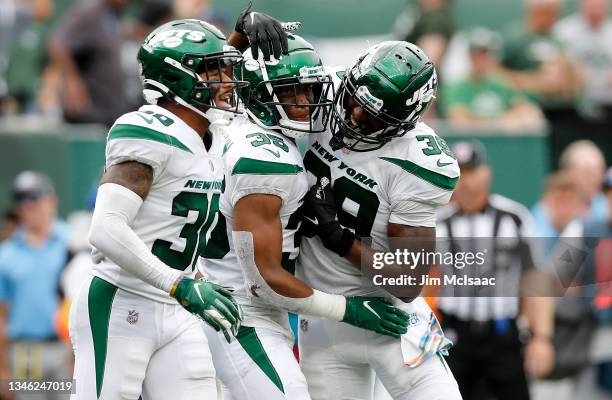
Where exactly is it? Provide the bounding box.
[143,79,245,125]
[279,119,310,139]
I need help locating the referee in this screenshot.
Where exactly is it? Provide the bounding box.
[436,141,555,400]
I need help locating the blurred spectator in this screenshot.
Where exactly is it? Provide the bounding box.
[437,141,555,400]
[0,171,72,400]
[173,0,227,32]
[393,0,454,121]
[533,167,612,400]
[554,0,612,162]
[0,0,54,114]
[47,0,131,127]
[559,140,608,222]
[501,0,581,100]
[394,0,455,67]
[0,0,16,99]
[533,140,608,239]
[3,0,54,115]
[500,0,584,166]
[529,172,591,400]
[576,166,612,399]
[55,185,98,346]
[122,0,173,111]
[531,171,588,242]
[442,27,544,130]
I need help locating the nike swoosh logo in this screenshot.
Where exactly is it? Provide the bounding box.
[194,283,205,303]
[135,113,154,124]
[437,160,453,167]
[303,216,318,225]
[263,148,281,158]
[363,301,381,319]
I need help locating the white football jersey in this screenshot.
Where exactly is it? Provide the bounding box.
[296,120,460,299]
[92,104,225,304]
[200,116,308,334]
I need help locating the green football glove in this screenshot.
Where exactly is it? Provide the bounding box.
[172,278,243,342]
[343,297,409,338]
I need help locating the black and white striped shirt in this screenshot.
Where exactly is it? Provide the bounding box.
[436,194,538,321]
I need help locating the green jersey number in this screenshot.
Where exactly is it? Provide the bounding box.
[303,150,380,237]
[416,135,455,158]
[152,191,221,270]
[136,110,174,127]
[281,204,304,274]
[201,211,231,260]
[246,132,290,152]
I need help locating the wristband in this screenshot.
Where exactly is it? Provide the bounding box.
[304,290,346,321]
[169,274,184,297]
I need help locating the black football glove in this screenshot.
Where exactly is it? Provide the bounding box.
[235,2,301,61]
[303,177,356,257]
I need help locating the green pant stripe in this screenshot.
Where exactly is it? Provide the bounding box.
[88,277,118,399]
[236,326,284,394]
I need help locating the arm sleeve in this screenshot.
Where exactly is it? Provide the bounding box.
[232,231,346,320]
[88,183,182,293]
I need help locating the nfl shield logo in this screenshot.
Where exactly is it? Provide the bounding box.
[127,310,139,324]
[300,319,309,332]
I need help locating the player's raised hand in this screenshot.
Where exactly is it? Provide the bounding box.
[171,278,243,342]
[234,1,301,61]
[343,297,409,338]
[303,177,356,256]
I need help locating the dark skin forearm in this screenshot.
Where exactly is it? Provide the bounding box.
[233,194,313,298]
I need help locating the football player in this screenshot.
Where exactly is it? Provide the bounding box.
[297,42,464,400]
[69,19,270,400]
[198,33,411,400]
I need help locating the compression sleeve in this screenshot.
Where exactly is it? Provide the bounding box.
[233,231,346,321]
[88,183,182,293]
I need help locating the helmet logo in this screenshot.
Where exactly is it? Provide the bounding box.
[147,29,206,48]
[299,66,325,83]
[244,59,260,72]
[355,86,384,112]
[163,37,183,48]
[406,71,437,107]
